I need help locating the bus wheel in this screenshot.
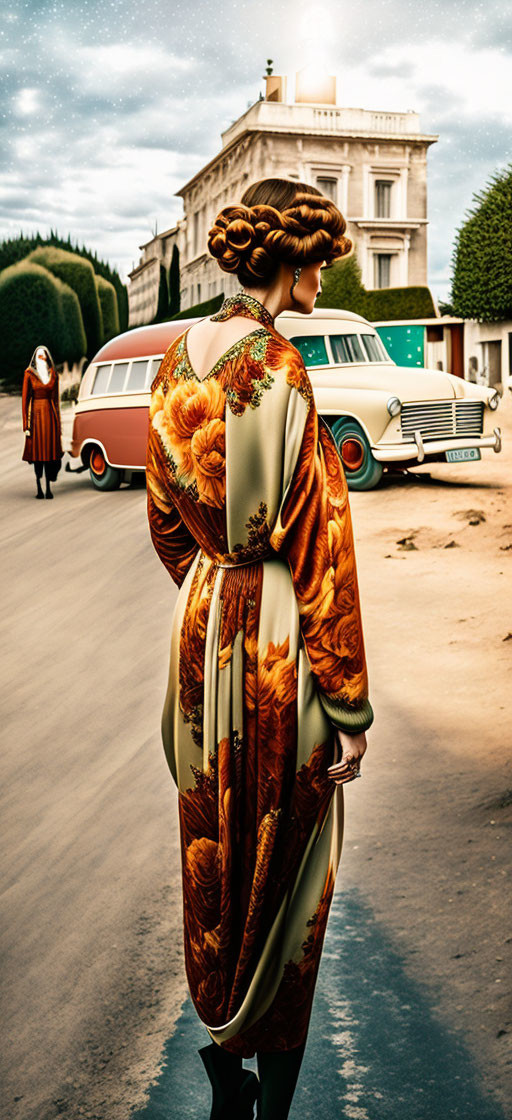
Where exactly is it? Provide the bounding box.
[88,446,122,491]
[331,417,383,491]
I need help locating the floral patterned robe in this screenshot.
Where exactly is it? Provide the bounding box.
[146,292,374,1056]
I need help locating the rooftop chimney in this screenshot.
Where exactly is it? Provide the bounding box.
[262,59,287,102]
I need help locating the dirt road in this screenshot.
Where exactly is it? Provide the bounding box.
[1,390,510,1119]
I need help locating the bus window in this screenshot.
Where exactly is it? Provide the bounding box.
[330,334,366,364]
[92,364,112,394]
[290,336,329,367]
[109,362,129,393]
[361,333,390,362]
[126,360,149,391]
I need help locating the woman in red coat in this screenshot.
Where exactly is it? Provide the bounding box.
[22,345,63,499]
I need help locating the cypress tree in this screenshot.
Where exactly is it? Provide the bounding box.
[451,162,512,321]
[168,244,181,317]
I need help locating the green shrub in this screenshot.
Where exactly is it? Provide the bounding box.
[0,231,128,332]
[366,285,436,320]
[171,292,224,320]
[26,245,103,357]
[316,253,436,320]
[451,162,512,321]
[316,254,369,316]
[0,261,64,388]
[61,383,81,403]
[97,274,120,341]
[56,276,87,363]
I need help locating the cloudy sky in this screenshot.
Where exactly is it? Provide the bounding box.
[2,0,511,301]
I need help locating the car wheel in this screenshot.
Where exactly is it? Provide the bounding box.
[331,417,383,491]
[88,446,122,491]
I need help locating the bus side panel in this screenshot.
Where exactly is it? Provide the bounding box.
[72,406,150,468]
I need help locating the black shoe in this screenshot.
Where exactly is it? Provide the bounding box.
[199,1043,259,1120]
[256,1042,306,1120]
[35,489,44,498]
[45,488,53,499]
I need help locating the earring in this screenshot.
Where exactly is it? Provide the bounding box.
[290,266,301,299]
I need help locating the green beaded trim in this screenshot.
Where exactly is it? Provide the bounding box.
[210,290,275,328]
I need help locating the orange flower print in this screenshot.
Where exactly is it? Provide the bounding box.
[152,378,226,501]
[149,382,166,421]
[191,417,226,507]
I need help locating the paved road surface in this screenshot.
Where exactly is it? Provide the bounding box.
[1,391,511,1120]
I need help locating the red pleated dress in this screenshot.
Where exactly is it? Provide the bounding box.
[22,365,63,480]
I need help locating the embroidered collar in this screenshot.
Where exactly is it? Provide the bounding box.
[210,290,275,328]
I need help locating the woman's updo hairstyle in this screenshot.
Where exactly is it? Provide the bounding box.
[207,177,353,288]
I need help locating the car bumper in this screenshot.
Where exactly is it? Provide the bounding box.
[372,426,502,463]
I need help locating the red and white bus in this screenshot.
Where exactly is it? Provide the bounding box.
[68,320,199,490]
[68,310,501,492]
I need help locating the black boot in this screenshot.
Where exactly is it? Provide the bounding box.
[44,464,54,498]
[199,1041,260,1120]
[256,1041,306,1120]
[34,465,44,498]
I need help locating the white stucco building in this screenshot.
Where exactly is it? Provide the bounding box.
[127,67,438,323]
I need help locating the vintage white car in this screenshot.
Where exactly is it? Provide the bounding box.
[277,307,502,489]
[68,306,502,492]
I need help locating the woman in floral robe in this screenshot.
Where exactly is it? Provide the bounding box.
[146,183,374,1120]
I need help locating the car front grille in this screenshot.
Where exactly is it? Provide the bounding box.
[400,400,484,441]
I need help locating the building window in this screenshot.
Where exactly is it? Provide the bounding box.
[193,212,199,256]
[375,180,392,218]
[316,177,338,203]
[197,282,201,304]
[374,253,392,288]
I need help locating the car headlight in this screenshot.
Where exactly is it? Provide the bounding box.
[387,396,402,417]
[488,390,500,410]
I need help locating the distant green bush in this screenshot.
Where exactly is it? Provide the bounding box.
[97,274,120,341]
[0,231,128,332]
[61,383,81,403]
[57,276,87,363]
[171,292,224,320]
[316,254,369,316]
[366,285,436,320]
[26,245,103,357]
[0,260,86,389]
[316,253,436,320]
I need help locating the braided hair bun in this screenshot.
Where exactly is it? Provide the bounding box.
[207,188,352,287]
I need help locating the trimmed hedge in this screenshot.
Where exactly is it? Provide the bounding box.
[26,245,103,357]
[316,254,436,320]
[0,231,128,332]
[171,292,225,320]
[0,260,85,389]
[366,285,436,320]
[56,275,87,364]
[97,274,120,341]
[451,162,512,322]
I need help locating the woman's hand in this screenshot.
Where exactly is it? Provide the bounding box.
[327,728,368,785]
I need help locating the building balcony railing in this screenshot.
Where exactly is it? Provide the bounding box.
[221,101,438,147]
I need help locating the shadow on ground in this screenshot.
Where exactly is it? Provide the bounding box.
[130,888,507,1120]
